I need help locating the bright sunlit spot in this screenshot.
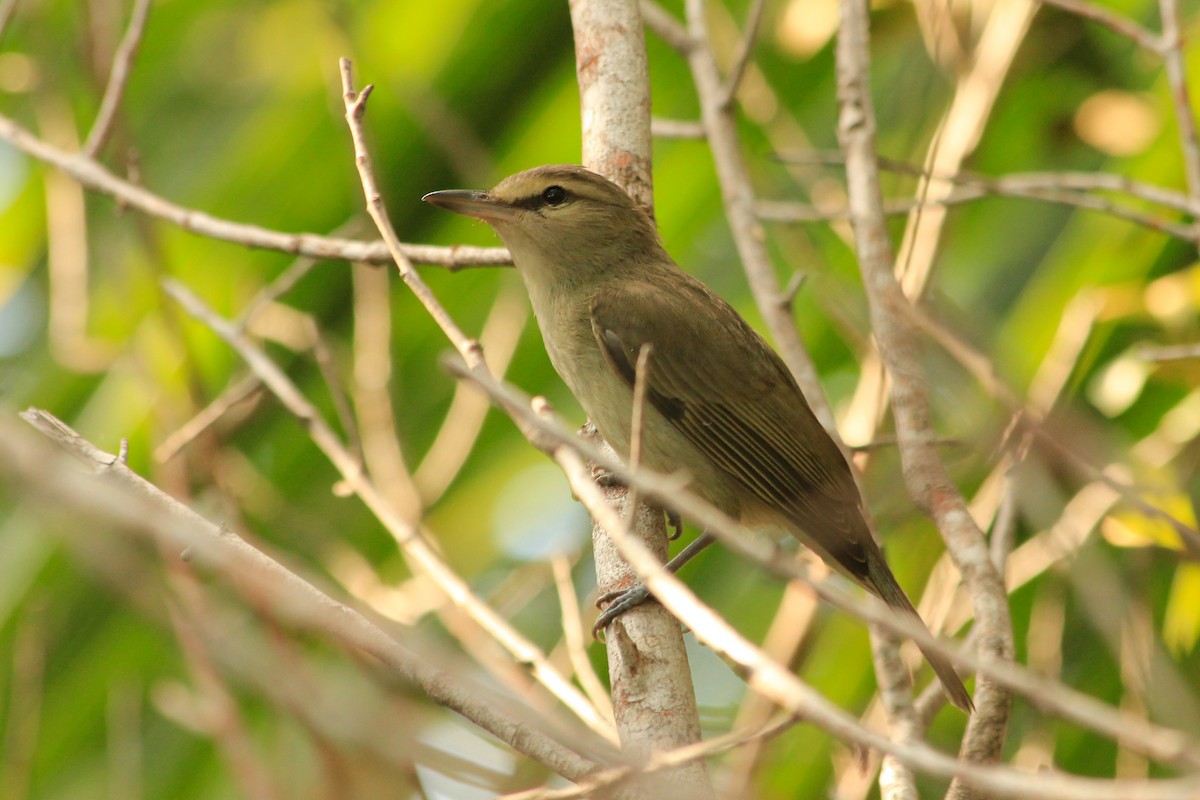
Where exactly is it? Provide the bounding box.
[1074,90,1160,157]
[777,0,840,57]
[1087,350,1150,416]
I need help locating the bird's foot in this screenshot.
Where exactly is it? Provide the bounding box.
[592,584,654,639]
[590,462,625,489]
[666,509,683,540]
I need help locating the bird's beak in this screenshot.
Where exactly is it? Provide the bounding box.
[422,190,520,223]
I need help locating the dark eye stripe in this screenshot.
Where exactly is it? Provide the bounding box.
[511,186,571,211]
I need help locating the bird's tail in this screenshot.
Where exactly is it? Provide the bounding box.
[866,554,974,714]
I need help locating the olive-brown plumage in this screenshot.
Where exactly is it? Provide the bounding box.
[424,165,972,713]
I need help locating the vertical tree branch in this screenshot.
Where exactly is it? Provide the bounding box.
[568,2,713,796]
[570,0,655,216]
[834,0,1014,792]
[872,626,921,800]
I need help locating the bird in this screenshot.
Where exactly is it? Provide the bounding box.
[423,164,972,713]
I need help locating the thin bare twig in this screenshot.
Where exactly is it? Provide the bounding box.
[782,154,1200,216]
[306,314,365,482]
[683,0,840,435]
[551,557,614,725]
[165,570,283,800]
[413,283,528,503]
[162,279,619,745]
[339,52,628,745]
[234,226,358,329]
[833,0,1014,781]
[157,230,359,464]
[721,582,818,795]
[442,358,1200,773]
[639,0,694,53]
[340,62,481,359]
[717,0,767,108]
[437,563,595,729]
[11,410,605,780]
[651,118,706,139]
[182,597,487,789]
[154,373,263,463]
[0,112,510,268]
[500,714,796,800]
[898,299,1200,558]
[989,442,1028,573]
[83,0,151,158]
[350,262,421,518]
[900,0,1034,304]
[758,182,1198,241]
[1038,0,1163,52]
[624,343,653,517]
[545,432,1200,800]
[1037,431,1200,558]
[1159,0,1200,240]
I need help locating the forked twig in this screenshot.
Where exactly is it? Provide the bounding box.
[83,0,152,157]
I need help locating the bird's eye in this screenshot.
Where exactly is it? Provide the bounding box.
[541,185,568,206]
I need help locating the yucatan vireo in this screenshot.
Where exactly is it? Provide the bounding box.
[424,165,972,713]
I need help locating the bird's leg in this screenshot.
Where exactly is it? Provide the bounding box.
[593,531,716,637]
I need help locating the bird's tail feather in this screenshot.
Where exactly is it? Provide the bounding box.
[867,555,974,714]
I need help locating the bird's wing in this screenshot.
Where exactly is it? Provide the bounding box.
[590,277,871,580]
[592,277,975,713]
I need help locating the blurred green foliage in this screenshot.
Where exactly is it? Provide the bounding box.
[2,0,1199,797]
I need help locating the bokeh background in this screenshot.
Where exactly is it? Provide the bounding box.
[1,0,1199,797]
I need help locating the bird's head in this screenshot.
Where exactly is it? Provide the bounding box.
[423,165,663,282]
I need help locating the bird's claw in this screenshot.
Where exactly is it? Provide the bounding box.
[590,463,625,489]
[666,510,683,540]
[592,584,653,639]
